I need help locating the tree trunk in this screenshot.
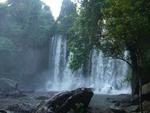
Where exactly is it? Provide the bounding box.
[139,78,143,113]
[129,45,143,113]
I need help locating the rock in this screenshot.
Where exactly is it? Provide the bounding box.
[0,78,17,93]
[44,91,73,111]
[142,93,150,101]
[131,93,150,105]
[36,96,49,100]
[143,101,150,112]
[0,110,12,113]
[110,108,126,113]
[88,107,114,113]
[142,82,150,95]
[36,88,93,113]
[0,78,25,98]
[0,110,7,113]
[0,78,16,92]
[110,105,127,113]
[123,105,139,113]
[131,95,139,105]
[6,103,35,113]
[56,88,93,113]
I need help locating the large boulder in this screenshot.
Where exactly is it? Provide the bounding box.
[36,88,93,113]
[0,110,7,113]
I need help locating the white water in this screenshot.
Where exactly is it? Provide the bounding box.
[46,36,131,94]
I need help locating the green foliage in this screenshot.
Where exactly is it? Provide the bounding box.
[68,0,105,70]
[0,0,54,47]
[0,0,54,78]
[102,0,150,78]
[68,0,150,74]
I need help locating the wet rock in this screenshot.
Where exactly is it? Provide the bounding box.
[122,105,139,113]
[6,103,35,113]
[0,109,8,113]
[87,107,114,113]
[110,108,126,113]
[142,82,150,95]
[130,95,139,105]
[36,88,93,113]
[0,78,25,98]
[0,110,13,113]
[56,89,93,113]
[143,101,150,112]
[5,91,26,98]
[131,93,150,105]
[0,78,17,93]
[142,93,150,101]
[36,96,49,100]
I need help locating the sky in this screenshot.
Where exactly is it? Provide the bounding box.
[41,0,77,19]
[0,0,63,19]
[0,0,7,3]
[41,0,63,19]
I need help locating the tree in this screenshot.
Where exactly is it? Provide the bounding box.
[1,0,55,47]
[102,0,150,111]
[68,0,104,70]
[69,0,150,92]
[0,0,55,86]
[69,0,150,112]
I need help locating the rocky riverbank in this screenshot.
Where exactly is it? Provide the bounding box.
[0,91,143,113]
[0,86,150,113]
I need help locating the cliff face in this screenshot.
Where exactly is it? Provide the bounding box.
[55,0,76,34]
[59,0,76,18]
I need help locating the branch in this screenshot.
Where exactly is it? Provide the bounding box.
[114,56,133,68]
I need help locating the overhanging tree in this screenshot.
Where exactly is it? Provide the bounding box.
[68,0,150,95]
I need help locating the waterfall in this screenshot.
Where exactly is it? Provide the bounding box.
[46,35,131,94]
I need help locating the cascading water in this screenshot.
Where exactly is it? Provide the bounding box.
[47,36,131,94]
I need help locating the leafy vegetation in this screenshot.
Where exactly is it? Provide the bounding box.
[68,0,105,70]
[68,0,150,96]
[0,0,149,94]
[0,0,54,47]
[0,0,54,83]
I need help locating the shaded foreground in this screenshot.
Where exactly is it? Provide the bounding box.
[0,88,149,113]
